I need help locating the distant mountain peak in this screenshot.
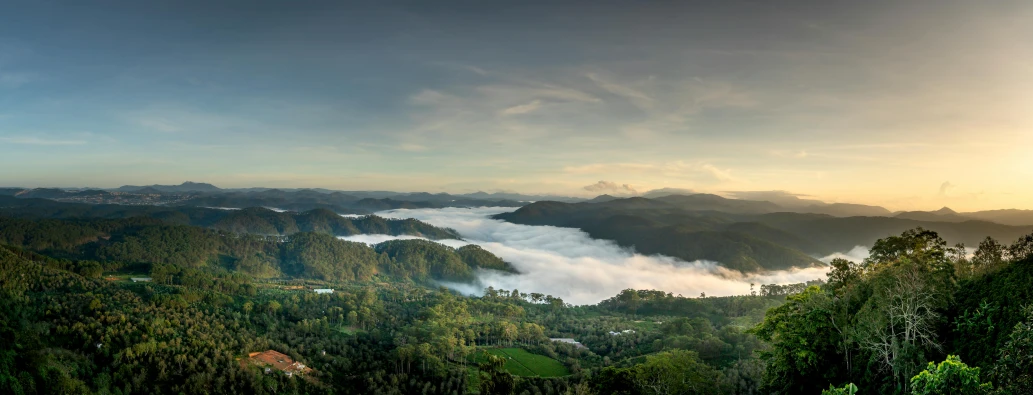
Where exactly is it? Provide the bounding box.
[586,194,619,203]
[934,206,957,215]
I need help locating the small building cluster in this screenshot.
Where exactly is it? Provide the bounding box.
[243,350,312,377]
[608,329,636,336]
[313,288,334,294]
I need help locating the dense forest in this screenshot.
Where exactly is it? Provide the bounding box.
[1,187,529,214]
[0,196,459,239]
[2,201,1033,394]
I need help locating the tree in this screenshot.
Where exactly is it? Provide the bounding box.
[992,305,1033,394]
[822,383,858,395]
[1009,233,1033,262]
[242,301,253,319]
[752,286,845,394]
[591,367,637,395]
[479,354,514,395]
[826,258,861,295]
[266,300,281,315]
[972,237,1006,273]
[854,264,944,392]
[909,355,991,395]
[633,350,727,395]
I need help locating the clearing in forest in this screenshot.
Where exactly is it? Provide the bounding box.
[479,348,570,377]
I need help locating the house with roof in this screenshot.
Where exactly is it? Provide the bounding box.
[243,350,312,377]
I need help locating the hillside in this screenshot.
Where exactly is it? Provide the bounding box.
[497,197,1033,271]
[495,200,822,271]
[0,215,501,283]
[962,209,1033,226]
[0,195,459,239]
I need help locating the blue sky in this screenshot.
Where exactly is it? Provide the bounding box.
[1,0,1031,210]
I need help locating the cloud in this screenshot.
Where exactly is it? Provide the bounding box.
[583,180,638,195]
[939,181,956,196]
[408,89,451,106]
[818,246,870,263]
[586,73,654,107]
[689,77,756,109]
[500,100,542,115]
[363,207,828,305]
[136,117,181,133]
[701,164,735,182]
[0,136,86,145]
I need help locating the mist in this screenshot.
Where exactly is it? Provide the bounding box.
[819,246,871,263]
[340,207,831,305]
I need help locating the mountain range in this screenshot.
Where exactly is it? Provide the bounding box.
[495,194,1033,273]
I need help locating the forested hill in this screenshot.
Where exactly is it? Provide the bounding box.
[2,186,533,213]
[0,195,458,239]
[0,215,514,283]
[495,197,1033,272]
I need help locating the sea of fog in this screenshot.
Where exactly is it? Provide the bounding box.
[339,207,862,305]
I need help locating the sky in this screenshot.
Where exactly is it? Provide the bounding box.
[1,0,1031,211]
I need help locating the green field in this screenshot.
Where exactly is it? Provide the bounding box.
[476,348,570,377]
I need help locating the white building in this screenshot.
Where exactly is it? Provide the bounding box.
[550,338,587,349]
[608,329,636,336]
[313,289,334,294]
[131,277,152,282]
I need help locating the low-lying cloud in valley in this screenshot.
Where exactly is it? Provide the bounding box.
[819,246,871,264]
[340,207,831,305]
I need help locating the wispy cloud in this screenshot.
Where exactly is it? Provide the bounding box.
[398,143,428,152]
[500,100,542,115]
[586,72,654,107]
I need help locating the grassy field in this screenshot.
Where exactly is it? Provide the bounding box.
[476,348,570,377]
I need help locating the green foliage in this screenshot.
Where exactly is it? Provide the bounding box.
[0,197,460,239]
[909,355,991,395]
[456,244,517,273]
[376,239,475,282]
[971,237,1007,275]
[823,383,858,395]
[479,353,516,395]
[0,214,508,285]
[950,254,1033,368]
[752,286,845,394]
[479,348,570,377]
[632,350,728,395]
[280,232,384,281]
[1009,234,1033,262]
[991,305,1033,394]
